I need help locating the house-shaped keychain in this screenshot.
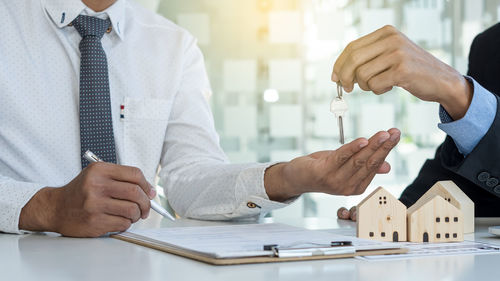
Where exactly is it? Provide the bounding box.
[356,187,407,242]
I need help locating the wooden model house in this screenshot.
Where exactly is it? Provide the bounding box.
[407,195,464,242]
[357,187,407,242]
[411,181,474,233]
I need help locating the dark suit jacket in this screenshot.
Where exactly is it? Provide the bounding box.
[399,23,500,216]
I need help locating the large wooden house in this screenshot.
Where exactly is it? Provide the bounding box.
[407,195,464,243]
[410,181,474,233]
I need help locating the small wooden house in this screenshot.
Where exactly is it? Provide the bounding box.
[357,187,407,242]
[412,181,474,233]
[407,195,463,243]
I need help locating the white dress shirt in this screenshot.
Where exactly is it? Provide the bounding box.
[0,0,288,234]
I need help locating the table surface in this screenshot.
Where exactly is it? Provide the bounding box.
[3,215,500,281]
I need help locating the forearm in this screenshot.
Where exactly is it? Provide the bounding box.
[263,163,301,202]
[438,74,473,120]
[161,161,291,220]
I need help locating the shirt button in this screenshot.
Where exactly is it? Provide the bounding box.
[494,186,500,194]
[478,172,490,182]
[247,202,258,209]
[486,178,499,188]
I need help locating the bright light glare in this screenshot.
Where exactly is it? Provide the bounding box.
[263,89,279,103]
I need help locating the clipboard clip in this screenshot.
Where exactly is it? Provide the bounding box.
[263,241,355,258]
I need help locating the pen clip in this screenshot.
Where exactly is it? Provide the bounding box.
[84,150,103,163]
[263,241,354,258]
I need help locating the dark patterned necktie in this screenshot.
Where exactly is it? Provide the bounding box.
[72,15,117,168]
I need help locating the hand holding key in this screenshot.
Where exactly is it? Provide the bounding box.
[331,83,348,144]
[331,25,472,121]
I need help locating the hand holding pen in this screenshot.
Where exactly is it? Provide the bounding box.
[84,150,176,221]
[20,150,174,238]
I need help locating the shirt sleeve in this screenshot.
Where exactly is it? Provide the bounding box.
[158,35,293,220]
[0,176,44,234]
[437,77,498,156]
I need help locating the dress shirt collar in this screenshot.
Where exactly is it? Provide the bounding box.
[42,0,126,40]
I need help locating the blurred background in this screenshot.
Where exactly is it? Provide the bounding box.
[136,0,500,219]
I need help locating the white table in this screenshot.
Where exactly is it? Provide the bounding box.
[2,216,500,281]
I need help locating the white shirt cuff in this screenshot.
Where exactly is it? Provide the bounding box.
[0,181,45,234]
[234,162,297,218]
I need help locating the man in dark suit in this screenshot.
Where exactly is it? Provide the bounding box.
[333,24,500,220]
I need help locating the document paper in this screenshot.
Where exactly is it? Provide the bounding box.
[357,240,500,261]
[324,227,500,261]
[120,223,400,259]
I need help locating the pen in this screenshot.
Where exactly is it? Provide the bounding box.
[84,150,176,221]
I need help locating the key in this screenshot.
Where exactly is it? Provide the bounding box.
[330,83,348,144]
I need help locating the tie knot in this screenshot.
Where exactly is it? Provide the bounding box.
[72,15,111,39]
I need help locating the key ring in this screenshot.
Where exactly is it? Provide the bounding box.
[337,83,343,99]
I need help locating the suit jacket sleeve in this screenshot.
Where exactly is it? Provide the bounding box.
[399,25,500,215]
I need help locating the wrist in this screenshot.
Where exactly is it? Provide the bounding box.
[264,163,301,202]
[19,187,61,232]
[439,75,473,120]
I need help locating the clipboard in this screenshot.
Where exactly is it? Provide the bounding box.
[112,224,408,265]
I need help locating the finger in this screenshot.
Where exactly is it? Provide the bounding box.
[355,51,394,91]
[103,215,133,233]
[338,37,396,92]
[332,25,398,83]
[102,199,142,223]
[336,131,391,178]
[347,129,401,190]
[354,172,378,198]
[367,66,399,95]
[103,181,151,219]
[350,207,357,221]
[337,207,351,220]
[108,165,156,200]
[377,161,391,174]
[328,138,369,167]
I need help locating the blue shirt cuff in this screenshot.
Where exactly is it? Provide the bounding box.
[438,77,497,156]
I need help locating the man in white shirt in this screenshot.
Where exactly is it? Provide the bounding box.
[0,0,400,237]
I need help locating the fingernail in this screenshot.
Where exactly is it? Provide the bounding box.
[342,210,349,217]
[332,72,338,82]
[390,132,400,141]
[359,141,368,148]
[149,188,156,198]
[378,133,390,144]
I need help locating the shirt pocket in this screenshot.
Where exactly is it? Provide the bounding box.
[122,97,172,182]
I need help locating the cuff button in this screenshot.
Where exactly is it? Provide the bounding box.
[247,202,258,209]
[494,186,500,194]
[487,178,499,188]
[478,172,490,182]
